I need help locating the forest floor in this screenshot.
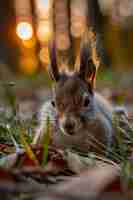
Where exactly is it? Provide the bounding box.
[0,69,133,200]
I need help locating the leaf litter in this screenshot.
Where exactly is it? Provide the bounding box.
[0,82,133,199]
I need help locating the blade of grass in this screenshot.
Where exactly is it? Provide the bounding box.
[41,116,51,166]
[20,129,39,166]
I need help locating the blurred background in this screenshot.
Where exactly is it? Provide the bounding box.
[0,0,133,118]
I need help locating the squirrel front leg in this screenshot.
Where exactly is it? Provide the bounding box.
[33,101,57,145]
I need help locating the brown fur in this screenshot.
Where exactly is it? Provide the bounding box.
[33,36,113,153]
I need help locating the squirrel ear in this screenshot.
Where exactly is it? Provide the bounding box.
[79,31,97,90]
[84,59,96,94]
[79,38,91,80]
[86,59,97,89]
[48,40,60,81]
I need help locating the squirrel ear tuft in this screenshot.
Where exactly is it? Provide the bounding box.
[79,32,97,90]
[79,37,91,80]
[86,59,97,90]
[48,40,60,81]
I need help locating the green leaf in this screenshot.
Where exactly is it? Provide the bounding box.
[41,116,51,166]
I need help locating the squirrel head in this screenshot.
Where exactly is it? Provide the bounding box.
[48,39,97,136]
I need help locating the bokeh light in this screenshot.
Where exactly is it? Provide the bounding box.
[35,0,49,18]
[37,21,51,43]
[16,22,33,40]
[39,47,49,65]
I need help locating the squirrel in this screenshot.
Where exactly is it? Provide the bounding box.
[32,37,121,154]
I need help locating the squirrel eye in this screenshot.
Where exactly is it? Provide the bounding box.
[51,100,55,107]
[83,97,90,107]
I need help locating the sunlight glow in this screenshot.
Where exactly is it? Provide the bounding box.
[39,47,49,64]
[16,22,33,40]
[35,0,49,18]
[37,21,51,42]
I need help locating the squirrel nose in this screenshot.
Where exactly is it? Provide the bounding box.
[64,120,75,134]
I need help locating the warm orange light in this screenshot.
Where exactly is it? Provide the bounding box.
[20,55,38,74]
[39,47,49,64]
[16,22,33,40]
[22,37,36,49]
[37,21,51,43]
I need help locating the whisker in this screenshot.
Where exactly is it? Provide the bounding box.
[86,133,122,162]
